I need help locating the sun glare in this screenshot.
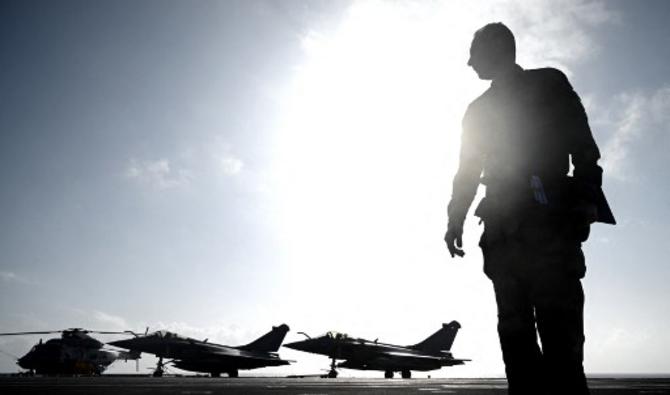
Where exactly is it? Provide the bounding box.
[277,1,484,280]
[272,3,505,376]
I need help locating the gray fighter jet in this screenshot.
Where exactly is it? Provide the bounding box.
[109,324,290,377]
[285,321,468,379]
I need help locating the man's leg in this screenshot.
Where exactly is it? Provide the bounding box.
[492,275,544,395]
[533,271,589,395]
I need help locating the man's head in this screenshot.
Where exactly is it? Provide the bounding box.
[468,22,516,80]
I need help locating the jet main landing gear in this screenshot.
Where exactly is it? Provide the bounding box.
[384,369,411,379]
[326,358,338,378]
[152,357,165,377]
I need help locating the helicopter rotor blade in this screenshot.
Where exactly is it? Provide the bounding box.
[86,330,135,335]
[0,331,64,336]
[0,329,140,338]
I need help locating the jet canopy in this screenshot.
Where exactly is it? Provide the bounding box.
[326,331,349,340]
[152,331,183,339]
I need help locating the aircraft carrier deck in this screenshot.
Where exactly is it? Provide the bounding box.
[1,376,669,394]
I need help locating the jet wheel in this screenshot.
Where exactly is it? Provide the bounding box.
[401,370,411,379]
[326,358,338,378]
[211,372,221,378]
[153,357,165,377]
[384,370,394,379]
[228,369,239,378]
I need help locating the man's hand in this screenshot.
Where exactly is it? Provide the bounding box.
[444,224,465,258]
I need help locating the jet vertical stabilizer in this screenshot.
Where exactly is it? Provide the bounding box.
[410,321,461,353]
[237,324,289,352]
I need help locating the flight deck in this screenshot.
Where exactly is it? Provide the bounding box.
[1,376,669,394]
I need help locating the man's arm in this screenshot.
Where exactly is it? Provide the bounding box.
[561,75,602,188]
[445,104,484,257]
[553,70,603,223]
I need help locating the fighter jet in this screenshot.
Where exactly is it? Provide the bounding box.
[285,321,468,379]
[108,324,290,377]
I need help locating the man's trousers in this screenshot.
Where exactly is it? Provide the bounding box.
[480,213,590,395]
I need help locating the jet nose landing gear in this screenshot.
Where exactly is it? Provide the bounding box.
[327,358,338,378]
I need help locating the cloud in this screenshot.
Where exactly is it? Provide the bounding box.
[206,136,245,177]
[649,85,670,124]
[599,93,646,179]
[125,158,191,190]
[596,86,670,180]
[488,0,620,74]
[0,271,35,285]
[92,311,129,331]
[0,271,19,282]
[221,155,244,175]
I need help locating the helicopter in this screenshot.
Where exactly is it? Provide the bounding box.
[0,328,140,375]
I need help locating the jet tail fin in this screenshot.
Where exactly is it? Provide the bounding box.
[238,324,289,352]
[410,321,461,352]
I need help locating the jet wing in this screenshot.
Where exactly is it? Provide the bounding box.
[171,346,290,373]
[208,348,285,362]
[384,351,442,363]
[385,351,469,363]
[441,358,470,366]
[343,351,468,370]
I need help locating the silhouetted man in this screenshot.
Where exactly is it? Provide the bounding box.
[445,23,614,395]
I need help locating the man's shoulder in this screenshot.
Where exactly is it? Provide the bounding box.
[523,67,572,89]
[466,88,494,115]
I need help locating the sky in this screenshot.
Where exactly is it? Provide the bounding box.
[1,0,669,377]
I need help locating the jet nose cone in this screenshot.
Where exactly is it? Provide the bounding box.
[17,356,30,369]
[284,339,312,352]
[108,339,134,349]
